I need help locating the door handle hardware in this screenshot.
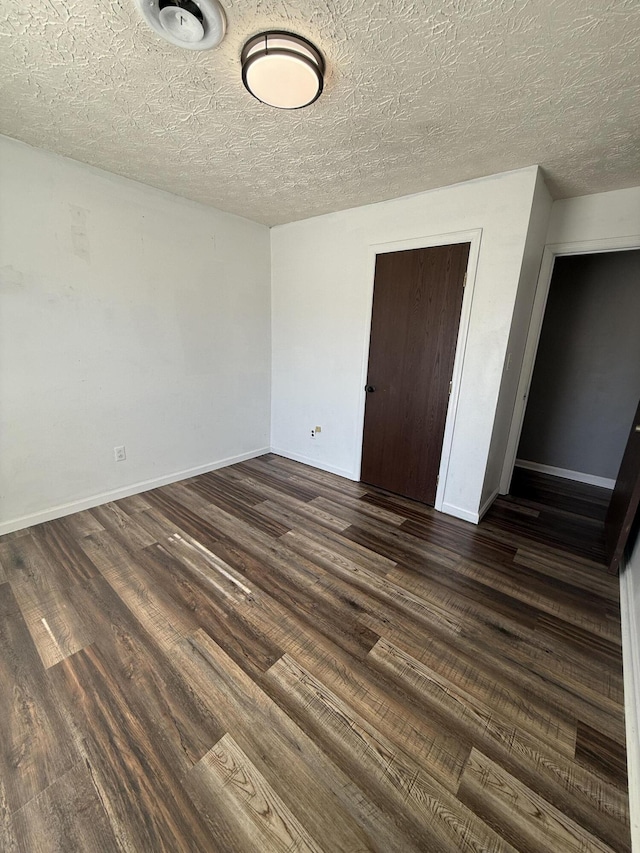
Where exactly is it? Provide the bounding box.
[365,385,376,393]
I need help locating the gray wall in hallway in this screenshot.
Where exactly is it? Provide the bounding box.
[518,249,640,480]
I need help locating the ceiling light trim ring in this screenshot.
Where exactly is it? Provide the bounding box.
[241,31,325,110]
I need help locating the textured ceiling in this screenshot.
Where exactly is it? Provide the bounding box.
[1,0,639,225]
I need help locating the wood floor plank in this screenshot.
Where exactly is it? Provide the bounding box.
[534,611,624,669]
[399,514,519,567]
[483,507,606,564]
[311,494,407,528]
[198,468,267,504]
[514,547,620,601]
[192,733,325,853]
[288,527,614,728]
[575,721,629,789]
[59,508,106,539]
[0,456,629,852]
[66,574,224,772]
[457,748,620,853]
[370,638,629,851]
[145,484,226,545]
[0,533,65,589]
[283,520,398,575]
[136,541,284,675]
[135,496,383,664]
[264,455,369,497]
[115,492,154,514]
[1,531,94,668]
[207,537,381,662]
[227,470,352,532]
[343,518,461,572]
[385,562,624,710]
[0,792,18,853]
[255,497,352,535]
[277,532,625,747]
[373,616,576,754]
[49,646,221,853]
[0,584,78,814]
[9,763,121,853]
[11,581,93,669]
[449,557,621,643]
[267,654,519,853]
[187,479,291,538]
[386,558,538,631]
[254,498,350,540]
[231,583,468,791]
[177,628,418,853]
[31,518,100,584]
[90,501,158,549]
[79,529,198,649]
[282,529,464,637]
[280,528,626,748]
[122,503,200,545]
[233,459,321,502]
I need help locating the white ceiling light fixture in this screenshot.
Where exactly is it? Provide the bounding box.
[135,0,226,50]
[241,31,325,110]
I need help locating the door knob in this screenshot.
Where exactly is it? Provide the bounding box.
[365,385,376,393]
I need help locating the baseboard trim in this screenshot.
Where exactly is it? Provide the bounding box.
[440,502,479,524]
[269,447,356,481]
[515,459,616,490]
[478,488,499,522]
[620,558,640,851]
[0,447,271,536]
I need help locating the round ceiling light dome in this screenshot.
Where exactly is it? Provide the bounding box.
[241,32,324,109]
[135,0,226,50]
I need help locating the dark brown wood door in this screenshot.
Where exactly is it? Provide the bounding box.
[606,397,640,573]
[360,243,470,504]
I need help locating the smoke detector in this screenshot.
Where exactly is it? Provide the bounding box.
[135,0,226,50]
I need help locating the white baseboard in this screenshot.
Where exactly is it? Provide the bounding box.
[269,447,356,481]
[440,502,479,525]
[515,459,616,490]
[478,488,500,522]
[0,447,271,536]
[620,557,640,851]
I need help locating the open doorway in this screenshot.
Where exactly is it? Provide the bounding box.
[492,249,640,563]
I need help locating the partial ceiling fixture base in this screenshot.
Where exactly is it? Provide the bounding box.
[241,31,324,109]
[135,0,226,50]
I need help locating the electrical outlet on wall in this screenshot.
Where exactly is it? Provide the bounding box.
[114,445,126,462]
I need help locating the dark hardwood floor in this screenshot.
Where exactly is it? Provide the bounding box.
[0,455,629,852]
[485,466,612,563]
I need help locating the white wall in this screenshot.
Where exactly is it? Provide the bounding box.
[0,136,271,533]
[271,167,540,522]
[547,186,640,245]
[482,168,552,508]
[621,537,640,852]
[500,185,640,495]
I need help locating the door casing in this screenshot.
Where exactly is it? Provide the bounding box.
[356,228,482,514]
[500,234,640,496]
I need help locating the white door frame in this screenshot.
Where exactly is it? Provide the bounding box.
[499,234,640,495]
[355,228,483,512]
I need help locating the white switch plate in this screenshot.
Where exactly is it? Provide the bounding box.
[114,445,126,462]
